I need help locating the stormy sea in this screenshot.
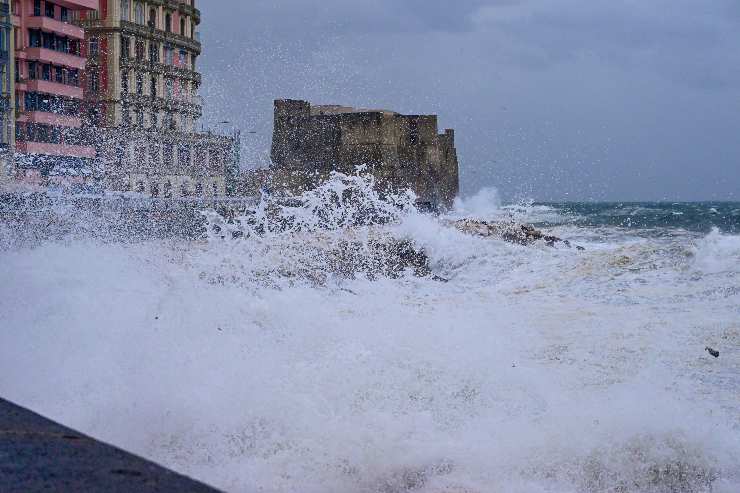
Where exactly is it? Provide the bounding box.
[1,176,739,492]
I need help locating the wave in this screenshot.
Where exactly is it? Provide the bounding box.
[1,177,739,492]
[693,228,740,275]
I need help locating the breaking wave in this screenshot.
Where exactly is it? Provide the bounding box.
[1,175,739,492]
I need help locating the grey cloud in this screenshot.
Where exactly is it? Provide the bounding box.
[198,0,740,201]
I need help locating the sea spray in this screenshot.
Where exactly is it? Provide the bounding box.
[1,189,739,492]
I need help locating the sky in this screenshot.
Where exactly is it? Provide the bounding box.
[197,0,740,201]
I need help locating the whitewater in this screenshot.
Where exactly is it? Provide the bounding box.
[1,178,739,492]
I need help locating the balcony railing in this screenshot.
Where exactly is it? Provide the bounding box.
[120,21,201,54]
[25,48,86,70]
[120,57,202,84]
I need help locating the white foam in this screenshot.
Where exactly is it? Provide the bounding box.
[1,180,738,492]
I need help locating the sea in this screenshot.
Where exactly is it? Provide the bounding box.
[1,177,738,492]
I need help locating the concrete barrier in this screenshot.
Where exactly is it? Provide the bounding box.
[0,398,222,492]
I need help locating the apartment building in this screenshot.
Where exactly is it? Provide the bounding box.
[0,0,12,186]
[13,0,99,186]
[77,0,236,197]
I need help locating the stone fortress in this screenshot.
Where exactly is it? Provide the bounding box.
[270,100,459,210]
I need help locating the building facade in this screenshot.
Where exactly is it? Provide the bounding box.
[13,0,99,186]
[76,0,235,198]
[0,0,13,186]
[271,100,460,210]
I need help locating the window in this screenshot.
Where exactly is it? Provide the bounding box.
[180,18,185,35]
[89,38,99,57]
[163,181,172,198]
[150,110,158,128]
[121,36,130,59]
[136,181,144,193]
[136,143,146,165]
[122,106,131,126]
[45,1,54,18]
[54,66,62,83]
[57,36,69,53]
[135,39,144,59]
[68,69,79,86]
[149,76,157,98]
[121,71,128,94]
[148,42,159,63]
[180,183,189,197]
[165,13,171,32]
[33,0,41,16]
[121,0,130,21]
[42,31,54,49]
[28,61,37,80]
[41,64,50,81]
[60,6,68,22]
[213,183,219,197]
[164,45,173,65]
[89,72,99,92]
[134,2,144,24]
[178,49,187,67]
[195,183,203,196]
[178,143,190,167]
[29,29,41,48]
[136,109,143,127]
[148,8,156,28]
[149,143,159,164]
[163,143,174,166]
[165,78,173,99]
[136,73,143,94]
[150,183,159,198]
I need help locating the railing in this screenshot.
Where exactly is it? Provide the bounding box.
[120,21,201,54]
[120,57,202,84]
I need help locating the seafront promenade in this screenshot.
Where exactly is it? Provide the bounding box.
[0,398,221,492]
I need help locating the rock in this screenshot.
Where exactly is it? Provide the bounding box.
[705,347,720,358]
[450,219,580,249]
[370,238,432,278]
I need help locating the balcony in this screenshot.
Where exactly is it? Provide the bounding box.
[17,111,82,128]
[16,141,96,159]
[26,16,85,40]
[52,0,99,10]
[25,48,86,70]
[120,21,201,54]
[26,79,84,99]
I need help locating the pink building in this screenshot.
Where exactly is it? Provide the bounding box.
[13,0,99,186]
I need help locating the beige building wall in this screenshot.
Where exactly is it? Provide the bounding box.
[79,0,233,197]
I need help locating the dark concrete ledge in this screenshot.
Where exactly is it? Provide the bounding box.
[0,398,221,493]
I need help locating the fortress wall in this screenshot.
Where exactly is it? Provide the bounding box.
[270,100,460,210]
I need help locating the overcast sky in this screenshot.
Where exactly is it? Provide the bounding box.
[197,0,740,201]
